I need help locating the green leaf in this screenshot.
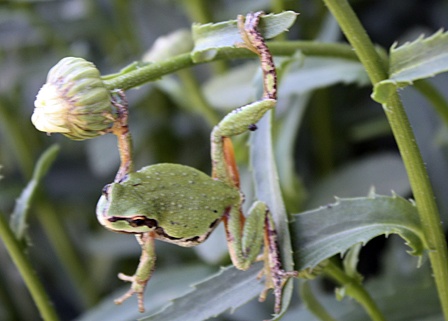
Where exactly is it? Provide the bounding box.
[293,195,426,270]
[279,56,370,96]
[250,111,296,319]
[140,263,266,321]
[389,30,448,82]
[372,30,448,104]
[9,144,59,240]
[342,243,363,282]
[283,241,443,321]
[191,11,298,62]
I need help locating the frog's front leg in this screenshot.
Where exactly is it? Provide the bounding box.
[114,232,156,313]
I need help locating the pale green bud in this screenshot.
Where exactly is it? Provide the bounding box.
[32,57,115,140]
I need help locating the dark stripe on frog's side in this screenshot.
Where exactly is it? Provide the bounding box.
[107,216,221,246]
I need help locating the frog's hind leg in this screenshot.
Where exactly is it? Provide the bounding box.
[258,210,298,313]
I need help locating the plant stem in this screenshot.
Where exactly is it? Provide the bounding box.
[324,262,385,321]
[0,212,59,321]
[300,281,337,321]
[102,41,358,91]
[322,0,448,318]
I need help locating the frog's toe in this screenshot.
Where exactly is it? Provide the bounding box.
[115,273,147,312]
[117,272,135,282]
[114,288,135,305]
[259,267,298,314]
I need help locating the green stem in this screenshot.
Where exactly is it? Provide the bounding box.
[102,41,358,91]
[323,0,448,318]
[0,212,59,321]
[300,281,337,321]
[269,41,359,59]
[324,261,386,321]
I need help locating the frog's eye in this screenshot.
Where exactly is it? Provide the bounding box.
[130,217,146,227]
[128,216,158,228]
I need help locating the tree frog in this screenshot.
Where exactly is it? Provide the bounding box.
[96,11,297,314]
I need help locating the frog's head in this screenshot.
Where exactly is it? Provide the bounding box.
[96,182,157,234]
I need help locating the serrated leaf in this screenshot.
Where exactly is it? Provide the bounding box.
[9,144,59,240]
[191,11,298,62]
[293,195,426,270]
[250,111,295,319]
[141,263,266,321]
[389,30,448,82]
[372,30,448,104]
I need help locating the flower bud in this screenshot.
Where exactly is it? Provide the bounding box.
[32,57,115,140]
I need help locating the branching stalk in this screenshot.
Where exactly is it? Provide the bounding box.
[102,41,359,91]
[324,262,385,321]
[322,0,448,318]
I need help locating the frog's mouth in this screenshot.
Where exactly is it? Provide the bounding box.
[107,215,158,229]
[99,213,159,234]
[103,214,221,247]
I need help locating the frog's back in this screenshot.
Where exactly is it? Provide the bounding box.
[127,163,239,246]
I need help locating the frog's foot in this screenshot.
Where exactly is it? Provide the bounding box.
[236,12,265,55]
[115,273,146,313]
[256,254,298,314]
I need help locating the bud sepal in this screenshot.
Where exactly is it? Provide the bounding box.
[32,57,115,140]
